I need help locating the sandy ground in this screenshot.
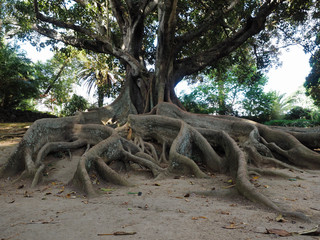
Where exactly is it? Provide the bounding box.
[1,132,320,240]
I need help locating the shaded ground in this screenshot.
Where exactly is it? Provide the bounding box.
[1,123,320,240]
[0,109,56,123]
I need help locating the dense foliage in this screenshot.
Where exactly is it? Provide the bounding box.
[61,94,89,116]
[305,35,320,106]
[0,40,39,109]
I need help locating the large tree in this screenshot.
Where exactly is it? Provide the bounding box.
[1,0,320,221]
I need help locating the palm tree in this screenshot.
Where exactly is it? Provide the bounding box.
[77,51,124,107]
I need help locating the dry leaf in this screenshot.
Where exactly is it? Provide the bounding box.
[275,214,286,222]
[220,211,230,215]
[127,128,132,140]
[298,225,320,236]
[24,191,32,198]
[223,223,238,229]
[222,184,236,189]
[192,216,207,220]
[98,231,136,236]
[252,176,260,180]
[265,228,292,237]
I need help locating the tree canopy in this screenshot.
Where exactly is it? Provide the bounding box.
[2,0,319,115]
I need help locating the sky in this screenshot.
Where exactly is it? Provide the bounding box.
[175,45,311,97]
[264,45,311,95]
[21,41,311,101]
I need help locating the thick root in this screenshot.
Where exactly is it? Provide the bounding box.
[2,102,320,221]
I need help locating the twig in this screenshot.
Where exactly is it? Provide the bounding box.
[97,231,137,236]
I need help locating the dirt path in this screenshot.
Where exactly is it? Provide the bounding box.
[1,124,320,240]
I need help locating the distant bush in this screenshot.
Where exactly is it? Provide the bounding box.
[264,119,319,127]
[285,106,311,120]
[61,94,89,116]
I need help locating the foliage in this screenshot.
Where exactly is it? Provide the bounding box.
[285,106,311,120]
[264,119,318,127]
[242,89,277,122]
[76,50,124,107]
[305,36,320,106]
[33,48,79,113]
[0,40,39,109]
[180,65,277,122]
[61,94,89,116]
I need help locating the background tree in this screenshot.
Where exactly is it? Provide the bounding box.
[305,35,320,106]
[76,50,124,107]
[0,41,39,109]
[61,94,89,116]
[180,64,275,121]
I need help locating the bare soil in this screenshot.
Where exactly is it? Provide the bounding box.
[1,124,320,240]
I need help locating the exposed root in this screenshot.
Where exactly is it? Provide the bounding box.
[2,102,320,221]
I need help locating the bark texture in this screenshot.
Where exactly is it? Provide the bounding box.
[1,102,320,222]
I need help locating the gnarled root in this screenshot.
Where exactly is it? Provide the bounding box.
[2,102,320,221]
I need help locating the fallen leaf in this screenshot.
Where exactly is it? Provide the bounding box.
[275,214,287,222]
[98,231,136,236]
[265,228,292,237]
[100,188,114,192]
[128,192,140,195]
[310,207,320,212]
[222,184,236,189]
[220,211,230,215]
[184,193,190,198]
[288,178,297,181]
[223,223,241,229]
[264,185,269,188]
[127,128,132,140]
[252,176,260,180]
[57,189,64,194]
[154,183,161,186]
[17,184,24,189]
[192,216,207,220]
[284,197,296,201]
[24,191,32,198]
[298,225,320,236]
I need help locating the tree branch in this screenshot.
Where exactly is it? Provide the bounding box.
[175,0,240,55]
[33,25,145,76]
[109,0,128,34]
[144,0,158,17]
[175,0,280,77]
